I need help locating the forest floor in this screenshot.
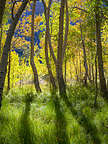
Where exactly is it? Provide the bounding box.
[0,84,108,144]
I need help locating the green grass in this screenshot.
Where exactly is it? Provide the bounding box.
[0,85,108,144]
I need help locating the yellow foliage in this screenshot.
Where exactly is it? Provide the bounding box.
[35,15,42,23]
[13,2,22,15]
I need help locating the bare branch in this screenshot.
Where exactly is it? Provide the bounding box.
[71,6,88,13]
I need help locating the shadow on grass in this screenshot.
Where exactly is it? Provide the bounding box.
[51,91,70,144]
[0,112,10,144]
[19,92,36,144]
[61,93,101,144]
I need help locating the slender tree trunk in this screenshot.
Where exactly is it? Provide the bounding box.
[92,63,94,83]
[79,51,82,82]
[0,0,28,108]
[80,23,89,85]
[30,0,41,93]
[57,0,68,96]
[76,56,79,81]
[0,0,6,26]
[0,25,3,59]
[7,51,11,92]
[95,0,108,98]
[62,0,69,60]
[89,63,92,83]
[42,0,69,94]
[64,46,68,83]
[45,28,57,89]
[94,54,98,106]
[42,0,57,90]
[42,0,57,66]
[70,59,72,81]
[45,9,57,90]
[64,55,66,83]
[0,0,6,60]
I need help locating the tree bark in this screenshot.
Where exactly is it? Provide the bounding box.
[63,1,69,84]
[62,0,69,61]
[0,0,6,59]
[89,63,92,83]
[42,0,57,66]
[42,0,57,90]
[30,0,41,93]
[7,51,11,92]
[42,0,69,94]
[94,53,98,106]
[95,0,108,98]
[45,9,57,89]
[0,0,28,108]
[92,63,94,83]
[64,54,67,83]
[0,26,3,59]
[79,50,82,82]
[0,0,6,26]
[80,23,89,85]
[57,0,68,96]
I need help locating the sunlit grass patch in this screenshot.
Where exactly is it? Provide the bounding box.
[0,104,21,144]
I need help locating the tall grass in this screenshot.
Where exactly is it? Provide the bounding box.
[0,85,108,144]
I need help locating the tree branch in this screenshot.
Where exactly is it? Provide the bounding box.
[71,6,88,13]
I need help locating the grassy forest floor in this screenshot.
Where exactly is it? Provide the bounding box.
[0,84,108,144]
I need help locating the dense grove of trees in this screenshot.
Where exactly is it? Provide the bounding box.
[0,0,108,108]
[0,0,108,144]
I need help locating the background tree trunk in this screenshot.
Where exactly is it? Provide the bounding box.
[64,53,67,83]
[94,53,98,106]
[80,23,89,85]
[30,0,41,93]
[0,26,3,60]
[79,51,82,82]
[92,64,94,83]
[7,51,11,92]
